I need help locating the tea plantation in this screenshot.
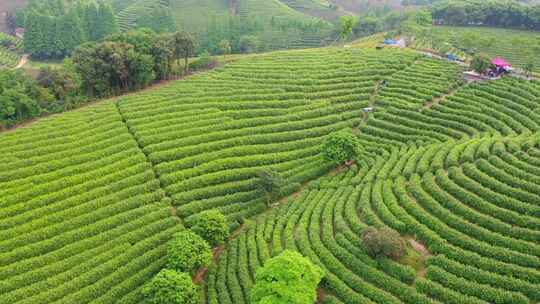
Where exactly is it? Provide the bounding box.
[1,46,539,303]
[414,26,540,73]
[0,32,21,68]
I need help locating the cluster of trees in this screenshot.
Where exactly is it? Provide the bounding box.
[143,211,229,304]
[1,28,215,128]
[338,9,432,41]
[72,29,205,97]
[194,14,330,54]
[432,0,540,30]
[21,0,117,58]
[0,70,53,128]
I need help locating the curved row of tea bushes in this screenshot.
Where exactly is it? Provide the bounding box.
[0,103,182,304]
[118,48,419,223]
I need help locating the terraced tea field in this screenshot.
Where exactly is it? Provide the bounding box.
[0,103,182,304]
[0,33,22,69]
[414,26,540,73]
[203,73,540,304]
[1,46,539,304]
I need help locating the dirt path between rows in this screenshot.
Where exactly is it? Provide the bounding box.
[408,238,431,257]
[423,83,467,110]
[14,54,29,69]
[193,223,248,284]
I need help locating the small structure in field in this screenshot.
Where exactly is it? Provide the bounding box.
[464,56,513,82]
[489,57,513,77]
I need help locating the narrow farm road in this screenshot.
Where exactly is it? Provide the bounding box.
[14,54,29,69]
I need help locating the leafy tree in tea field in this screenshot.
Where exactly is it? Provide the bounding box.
[251,250,324,304]
[339,15,357,41]
[218,39,232,59]
[470,53,492,74]
[190,209,229,247]
[166,230,212,275]
[321,131,362,165]
[239,35,259,54]
[172,32,196,75]
[361,226,406,260]
[256,169,285,206]
[142,269,199,304]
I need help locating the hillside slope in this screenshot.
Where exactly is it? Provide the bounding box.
[1,46,539,303]
[413,26,540,73]
[202,50,540,304]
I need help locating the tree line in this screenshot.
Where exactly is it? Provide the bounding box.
[431,0,540,30]
[20,0,117,59]
[0,28,212,129]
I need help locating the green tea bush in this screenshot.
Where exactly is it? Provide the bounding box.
[361,226,406,260]
[166,231,212,274]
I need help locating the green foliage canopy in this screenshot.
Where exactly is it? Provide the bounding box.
[0,70,53,128]
[190,209,229,247]
[340,16,358,41]
[361,226,406,260]
[22,0,117,59]
[256,169,285,205]
[142,269,199,304]
[470,54,493,74]
[251,250,324,304]
[321,131,362,165]
[166,231,212,275]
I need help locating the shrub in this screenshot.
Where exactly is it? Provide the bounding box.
[321,131,361,165]
[189,51,215,71]
[166,230,212,274]
[218,40,231,58]
[361,226,406,260]
[239,35,259,54]
[470,54,492,74]
[251,250,324,304]
[256,169,286,206]
[191,209,229,246]
[142,269,199,304]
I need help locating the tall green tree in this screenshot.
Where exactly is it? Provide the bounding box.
[56,11,85,56]
[172,32,196,75]
[95,3,118,40]
[151,35,175,79]
[470,54,492,74]
[142,269,199,304]
[256,169,285,206]
[339,15,357,42]
[251,251,324,304]
[218,39,232,59]
[82,1,100,41]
